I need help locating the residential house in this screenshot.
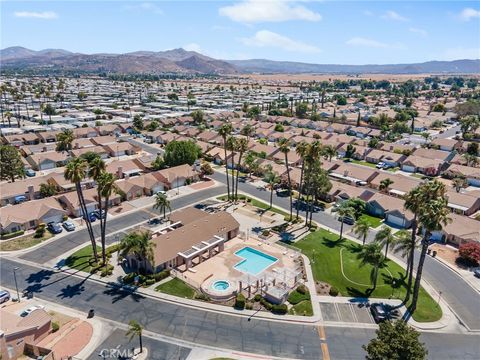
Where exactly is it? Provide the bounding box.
[26,152,70,171]
[37,131,60,143]
[106,159,147,179]
[401,156,444,176]
[431,138,463,152]
[429,213,480,246]
[443,164,480,187]
[70,145,109,159]
[446,191,480,216]
[366,193,413,228]
[103,142,138,157]
[0,176,48,206]
[329,163,379,185]
[369,173,422,197]
[73,127,98,138]
[155,164,198,190]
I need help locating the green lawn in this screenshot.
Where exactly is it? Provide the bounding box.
[287,288,311,305]
[288,300,313,316]
[290,229,442,322]
[65,244,98,272]
[0,232,52,251]
[155,278,197,299]
[349,159,378,168]
[217,194,289,217]
[358,214,383,228]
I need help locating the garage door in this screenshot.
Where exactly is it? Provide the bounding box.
[386,215,405,228]
[42,215,63,224]
[40,162,56,170]
[467,178,480,187]
[402,165,415,173]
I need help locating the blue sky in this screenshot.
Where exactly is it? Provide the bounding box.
[1,1,479,64]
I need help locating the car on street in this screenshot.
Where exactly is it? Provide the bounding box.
[370,303,389,323]
[20,305,45,317]
[93,209,106,219]
[47,222,63,234]
[147,218,162,225]
[376,162,386,169]
[14,195,27,204]
[153,190,167,196]
[84,212,96,222]
[25,169,36,177]
[338,216,355,225]
[62,221,76,232]
[474,269,480,279]
[0,290,11,304]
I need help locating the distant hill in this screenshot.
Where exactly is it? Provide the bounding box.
[1,46,479,75]
[227,59,480,74]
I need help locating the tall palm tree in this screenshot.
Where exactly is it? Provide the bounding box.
[264,171,280,209]
[392,230,418,281]
[226,136,237,200]
[375,226,396,258]
[126,320,144,353]
[379,178,394,193]
[410,182,450,315]
[119,231,156,274]
[322,144,337,162]
[234,137,248,201]
[337,203,355,240]
[217,123,232,200]
[357,242,385,295]
[56,129,74,152]
[243,151,257,179]
[295,141,308,218]
[279,138,293,220]
[65,157,98,261]
[241,123,255,142]
[97,171,120,265]
[353,217,370,245]
[153,192,171,220]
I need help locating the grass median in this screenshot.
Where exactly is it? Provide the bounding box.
[289,228,442,322]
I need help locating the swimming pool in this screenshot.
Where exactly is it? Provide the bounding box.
[212,280,231,291]
[234,247,278,276]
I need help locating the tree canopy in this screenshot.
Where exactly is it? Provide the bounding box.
[163,140,201,167]
[0,145,25,182]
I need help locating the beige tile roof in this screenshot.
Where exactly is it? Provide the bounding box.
[0,197,66,227]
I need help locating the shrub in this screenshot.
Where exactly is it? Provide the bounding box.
[329,286,339,297]
[123,272,137,284]
[153,270,170,282]
[458,242,480,267]
[1,230,25,240]
[145,278,155,286]
[246,302,253,310]
[262,230,270,237]
[272,304,288,315]
[296,284,308,295]
[254,294,261,302]
[287,289,310,305]
[260,297,273,311]
[51,322,60,333]
[194,293,211,302]
[34,227,45,238]
[62,214,69,221]
[234,293,246,310]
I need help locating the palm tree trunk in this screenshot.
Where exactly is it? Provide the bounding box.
[284,153,292,220]
[340,220,344,240]
[269,187,273,208]
[410,234,429,315]
[97,189,106,265]
[384,241,389,258]
[296,161,304,219]
[405,217,417,303]
[77,183,98,261]
[235,152,243,202]
[363,234,367,246]
[230,151,235,202]
[372,267,379,291]
[223,141,230,201]
[139,334,143,353]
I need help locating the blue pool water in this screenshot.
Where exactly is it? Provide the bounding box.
[234,247,278,276]
[212,280,230,291]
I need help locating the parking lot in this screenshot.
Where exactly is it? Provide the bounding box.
[320,301,375,324]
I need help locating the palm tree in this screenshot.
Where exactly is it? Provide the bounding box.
[337,203,355,240]
[56,129,74,152]
[357,242,385,295]
[452,177,467,193]
[65,157,98,261]
[264,171,280,209]
[379,178,394,193]
[119,231,156,274]
[392,230,418,281]
[463,153,479,168]
[241,124,255,142]
[295,141,308,219]
[375,226,396,258]
[243,151,257,179]
[322,144,337,162]
[153,192,171,220]
[226,136,237,200]
[217,123,233,200]
[97,171,120,265]
[126,320,144,353]
[353,217,370,245]
[410,181,450,315]
[235,137,249,201]
[279,138,293,220]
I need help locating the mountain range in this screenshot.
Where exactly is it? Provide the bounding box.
[1,46,479,75]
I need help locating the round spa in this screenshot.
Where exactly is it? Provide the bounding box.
[201,279,236,301]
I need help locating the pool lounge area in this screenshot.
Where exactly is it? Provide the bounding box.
[234,247,278,276]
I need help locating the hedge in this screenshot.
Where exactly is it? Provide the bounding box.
[271,304,288,315]
[1,230,25,240]
[234,293,246,310]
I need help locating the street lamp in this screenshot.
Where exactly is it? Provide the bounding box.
[13,267,20,302]
[391,279,397,299]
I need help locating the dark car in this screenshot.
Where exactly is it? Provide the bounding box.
[370,303,389,323]
[93,209,106,219]
[148,218,162,225]
[474,269,480,279]
[47,222,63,234]
[84,213,96,222]
[338,216,355,225]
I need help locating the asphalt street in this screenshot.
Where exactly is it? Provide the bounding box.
[2,258,479,359]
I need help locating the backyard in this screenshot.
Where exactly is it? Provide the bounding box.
[290,228,442,322]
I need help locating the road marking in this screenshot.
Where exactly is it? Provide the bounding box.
[321,343,330,360]
[317,325,326,341]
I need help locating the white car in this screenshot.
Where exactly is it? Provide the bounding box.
[20,305,45,317]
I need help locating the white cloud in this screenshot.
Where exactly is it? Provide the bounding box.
[219,0,321,23]
[459,8,480,21]
[346,37,405,50]
[241,30,321,53]
[14,11,58,19]
[381,10,408,22]
[123,2,163,15]
[183,43,203,53]
[442,47,480,60]
[409,27,428,37]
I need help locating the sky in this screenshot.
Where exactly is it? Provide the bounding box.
[1,0,479,65]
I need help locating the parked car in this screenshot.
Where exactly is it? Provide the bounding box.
[376,162,386,169]
[93,209,106,219]
[47,222,63,234]
[474,269,480,279]
[147,218,162,225]
[84,212,96,222]
[62,221,76,232]
[14,195,27,204]
[152,190,167,196]
[25,169,36,177]
[0,290,11,304]
[338,216,355,225]
[370,303,389,323]
[20,305,45,317]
